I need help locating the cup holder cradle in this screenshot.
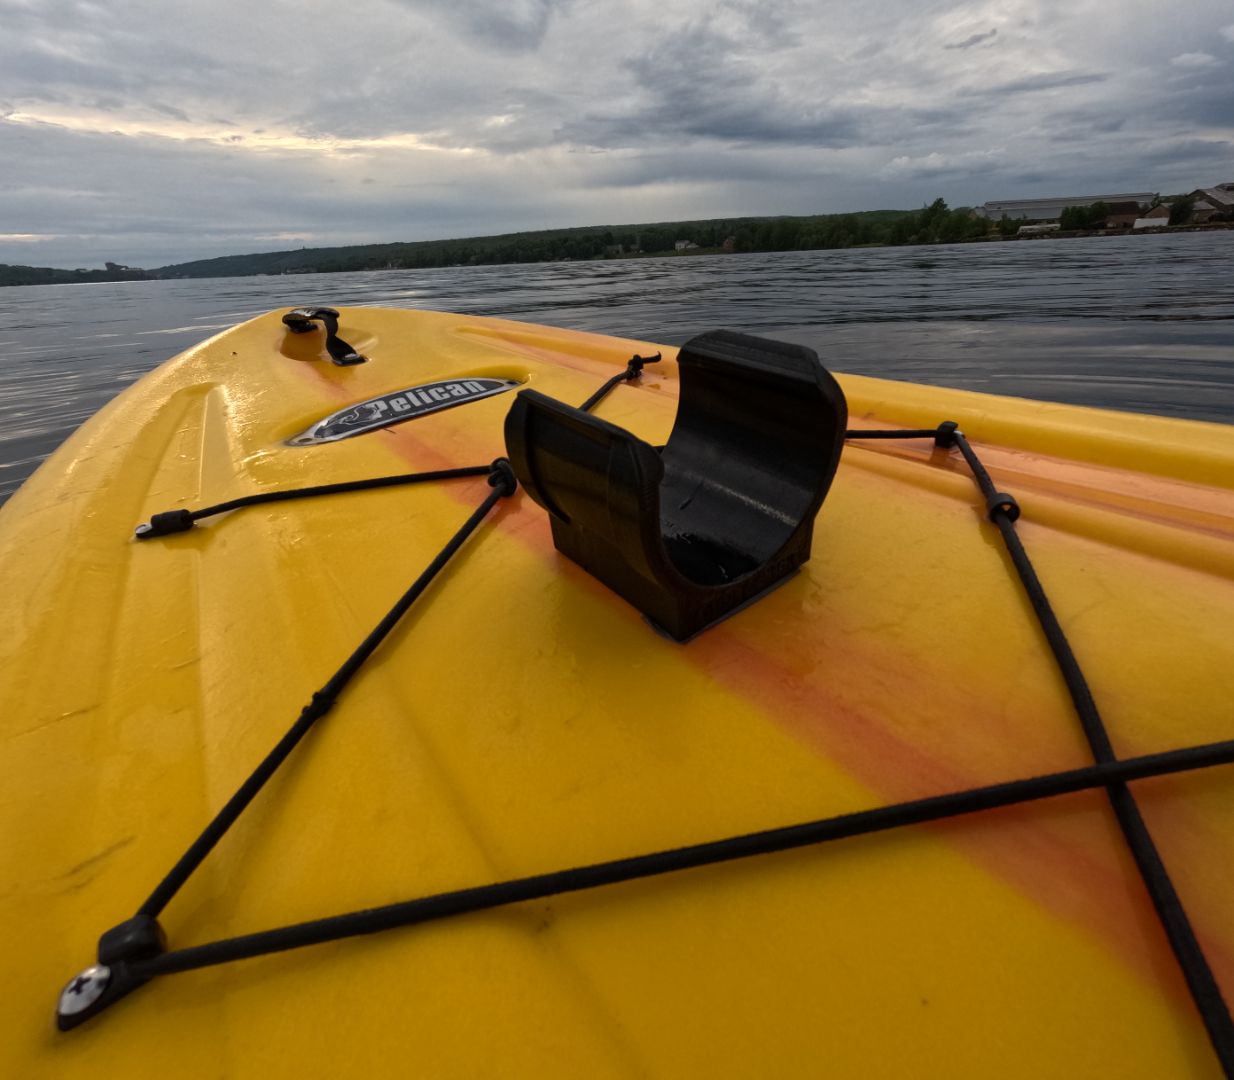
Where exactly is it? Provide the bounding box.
[504,330,848,641]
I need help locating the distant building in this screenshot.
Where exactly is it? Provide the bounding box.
[674,240,698,251]
[1133,205,1171,229]
[1189,185,1234,215]
[1192,200,1219,223]
[975,193,1154,222]
[1017,223,1060,236]
[1101,201,1147,228]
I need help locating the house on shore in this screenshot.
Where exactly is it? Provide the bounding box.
[1189,184,1234,220]
[1192,200,1219,223]
[1101,202,1147,228]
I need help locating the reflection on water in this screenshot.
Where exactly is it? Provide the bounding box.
[1,231,1232,502]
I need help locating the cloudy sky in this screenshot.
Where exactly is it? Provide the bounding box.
[2,0,1232,268]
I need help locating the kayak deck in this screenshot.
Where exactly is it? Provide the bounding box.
[2,307,1233,1076]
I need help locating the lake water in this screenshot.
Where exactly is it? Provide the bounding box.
[1,230,1232,504]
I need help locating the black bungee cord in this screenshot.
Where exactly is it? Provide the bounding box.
[56,362,1233,1078]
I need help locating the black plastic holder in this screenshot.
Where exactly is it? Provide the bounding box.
[282,306,366,365]
[505,330,847,640]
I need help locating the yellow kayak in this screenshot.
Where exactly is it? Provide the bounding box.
[2,306,1233,1077]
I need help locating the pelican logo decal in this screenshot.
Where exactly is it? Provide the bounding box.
[289,378,520,445]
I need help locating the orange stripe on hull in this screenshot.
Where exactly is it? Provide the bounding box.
[287,325,1234,1013]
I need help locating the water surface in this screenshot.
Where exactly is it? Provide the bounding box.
[2,231,1231,503]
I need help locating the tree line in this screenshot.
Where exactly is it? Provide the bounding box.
[151,199,1005,279]
[10,193,1228,288]
[0,198,1067,286]
[0,262,153,287]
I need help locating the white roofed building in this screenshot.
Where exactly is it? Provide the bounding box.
[1133,205,1171,229]
[974,193,1154,221]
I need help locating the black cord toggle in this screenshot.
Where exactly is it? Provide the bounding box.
[486,458,518,497]
[134,509,195,539]
[623,352,661,379]
[986,491,1021,522]
[302,691,336,723]
[934,421,959,448]
[578,353,663,413]
[98,914,166,965]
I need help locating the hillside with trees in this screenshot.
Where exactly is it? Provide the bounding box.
[0,199,1023,287]
[7,191,1229,288]
[152,199,993,280]
[0,262,153,287]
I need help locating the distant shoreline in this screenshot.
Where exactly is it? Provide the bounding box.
[1004,221,1234,242]
[615,220,1234,254]
[3,217,1230,289]
[0,266,155,288]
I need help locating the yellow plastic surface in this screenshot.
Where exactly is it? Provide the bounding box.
[2,307,1233,1078]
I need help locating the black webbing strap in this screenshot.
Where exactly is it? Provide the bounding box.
[851,421,1234,1073]
[578,352,661,413]
[134,464,493,539]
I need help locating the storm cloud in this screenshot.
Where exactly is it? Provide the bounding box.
[1,0,1231,268]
